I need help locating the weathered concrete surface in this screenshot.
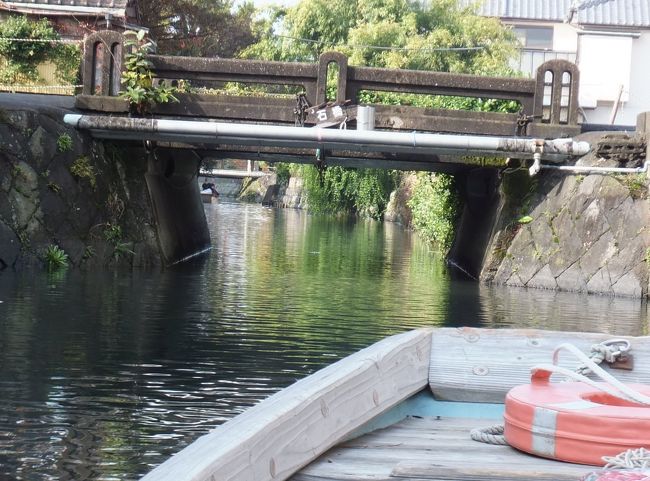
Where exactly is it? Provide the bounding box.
[0,94,160,269]
[274,176,307,209]
[481,132,650,297]
[384,173,416,226]
[145,148,210,265]
[238,172,278,203]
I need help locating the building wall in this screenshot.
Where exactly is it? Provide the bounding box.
[552,22,578,51]
[580,31,650,125]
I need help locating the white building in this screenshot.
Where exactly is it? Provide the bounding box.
[465,0,650,126]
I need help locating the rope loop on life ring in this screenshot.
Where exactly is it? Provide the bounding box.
[471,339,646,449]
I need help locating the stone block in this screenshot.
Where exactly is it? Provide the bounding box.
[526,264,557,290]
[586,267,613,295]
[28,127,57,168]
[580,230,617,279]
[556,262,587,292]
[606,243,645,285]
[577,174,603,198]
[547,209,583,275]
[0,221,20,268]
[491,255,515,285]
[611,272,643,298]
[608,198,650,248]
[544,175,576,214]
[572,199,609,249]
[8,187,39,231]
[505,271,525,288]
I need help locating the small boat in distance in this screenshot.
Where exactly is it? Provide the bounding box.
[140,328,650,481]
[200,182,219,203]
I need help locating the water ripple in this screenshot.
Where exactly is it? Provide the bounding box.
[0,201,646,480]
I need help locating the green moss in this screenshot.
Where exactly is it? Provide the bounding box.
[70,156,96,188]
[616,173,648,200]
[57,133,73,153]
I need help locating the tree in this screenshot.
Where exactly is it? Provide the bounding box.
[137,0,259,57]
[242,0,516,75]
[242,0,518,248]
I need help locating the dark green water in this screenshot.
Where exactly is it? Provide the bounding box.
[0,201,647,480]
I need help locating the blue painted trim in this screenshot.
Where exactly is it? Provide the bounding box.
[348,390,504,439]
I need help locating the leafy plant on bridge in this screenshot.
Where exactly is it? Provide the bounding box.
[120,30,179,115]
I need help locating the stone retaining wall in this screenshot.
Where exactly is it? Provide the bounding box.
[481,132,650,298]
[0,100,160,269]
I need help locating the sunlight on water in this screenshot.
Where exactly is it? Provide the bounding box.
[0,200,647,480]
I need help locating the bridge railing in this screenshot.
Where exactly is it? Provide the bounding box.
[76,30,580,138]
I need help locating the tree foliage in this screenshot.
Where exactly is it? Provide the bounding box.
[242,0,516,75]
[407,173,460,252]
[137,0,259,57]
[243,0,518,247]
[300,165,398,219]
[0,16,59,83]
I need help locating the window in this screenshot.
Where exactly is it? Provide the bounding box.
[513,26,554,49]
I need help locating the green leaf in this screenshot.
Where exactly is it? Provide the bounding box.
[518,215,533,224]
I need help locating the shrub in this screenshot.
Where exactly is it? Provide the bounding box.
[407,173,460,252]
[0,16,58,83]
[44,244,68,271]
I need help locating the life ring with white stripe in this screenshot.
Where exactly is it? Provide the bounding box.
[504,344,650,466]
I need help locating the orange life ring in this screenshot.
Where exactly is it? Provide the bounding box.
[504,369,650,466]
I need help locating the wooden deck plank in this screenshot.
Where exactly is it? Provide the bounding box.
[291,416,594,481]
[429,328,650,403]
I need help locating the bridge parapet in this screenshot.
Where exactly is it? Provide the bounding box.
[77,30,581,138]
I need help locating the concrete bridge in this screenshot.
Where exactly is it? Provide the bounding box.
[62,30,647,271]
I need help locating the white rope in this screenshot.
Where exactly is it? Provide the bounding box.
[469,424,508,445]
[470,339,643,446]
[536,343,650,406]
[603,448,650,470]
[577,339,631,376]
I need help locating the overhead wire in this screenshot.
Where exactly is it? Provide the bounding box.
[274,34,486,52]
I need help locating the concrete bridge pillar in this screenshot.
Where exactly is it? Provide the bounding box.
[144,147,211,265]
[449,168,502,279]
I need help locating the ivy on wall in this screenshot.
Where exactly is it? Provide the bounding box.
[0,15,80,85]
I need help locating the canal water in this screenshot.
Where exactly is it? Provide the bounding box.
[0,200,647,480]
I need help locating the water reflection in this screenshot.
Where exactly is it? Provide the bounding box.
[0,200,646,480]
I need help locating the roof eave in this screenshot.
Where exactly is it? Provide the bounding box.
[0,2,126,17]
